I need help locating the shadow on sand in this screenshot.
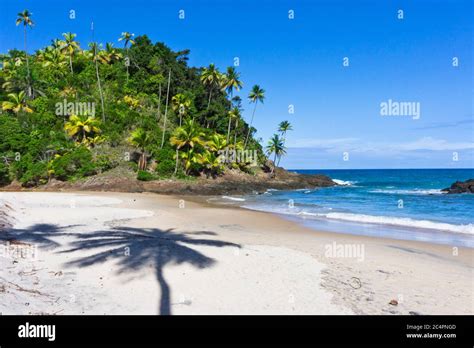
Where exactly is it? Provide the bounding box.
[58,226,240,315]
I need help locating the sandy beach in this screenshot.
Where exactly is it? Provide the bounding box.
[0,191,472,315]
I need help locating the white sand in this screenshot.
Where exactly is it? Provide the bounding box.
[0,192,351,315]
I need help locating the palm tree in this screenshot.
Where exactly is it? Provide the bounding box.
[170,119,204,175]
[200,64,220,110]
[226,107,239,152]
[277,120,292,165]
[89,43,106,122]
[206,133,228,153]
[244,85,265,149]
[128,128,151,171]
[197,151,223,178]
[265,134,286,175]
[2,91,33,114]
[61,32,80,74]
[171,93,192,126]
[104,43,122,63]
[16,10,34,97]
[160,70,172,149]
[64,114,101,146]
[118,32,135,81]
[221,67,242,144]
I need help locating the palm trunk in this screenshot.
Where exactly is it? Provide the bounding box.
[157,83,162,121]
[24,27,32,98]
[272,153,277,175]
[69,54,74,74]
[126,47,129,82]
[233,118,238,149]
[226,116,232,146]
[207,88,212,109]
[95,59,106,122]
[173,114,183,176]
[244,102,258,149]
[277,134,286,166]
[161,70,171,149]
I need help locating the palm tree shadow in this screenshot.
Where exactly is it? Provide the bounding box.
[1,223,80,250]
[59,226,240,315]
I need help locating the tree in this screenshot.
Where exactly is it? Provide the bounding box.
[2,91,33,114]
[222,67,243,144]
[118,32,135,81]
[15,10,34,97]
[160,69,172,149]
[61,32,80,74]
[89,43,107,122]
[64,115,102,147]
[171,93,192,126]
[128,128,151,171]
[244,85,265,149]
[277,120,292,165]
[170,119,204,175]
[265,134,286,175]
[200,64,220,110]
[104,43,122,63]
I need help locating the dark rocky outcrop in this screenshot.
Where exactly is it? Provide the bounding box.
[1,166,337,196]
[442,179,474,194]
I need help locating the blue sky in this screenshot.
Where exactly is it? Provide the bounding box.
[1,0,472,169]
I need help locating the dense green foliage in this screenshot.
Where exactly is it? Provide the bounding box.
[1,10,289,187]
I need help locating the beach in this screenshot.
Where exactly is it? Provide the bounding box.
[0,191,472,315]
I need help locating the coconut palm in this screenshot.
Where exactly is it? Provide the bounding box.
[277,120,292,165]
[265,134,286,175]
[104,43,122,63]
[118,32,135,81]
[206,133,227,153]
[64,114,101,146]
[170,119,204,174]
[89,42,106,122]
[226,107,240,150]
[160,70,172,149]
[15,10,34,97]
[128,128,151,171]
[244,85,265,149]
[2,91,33,114]
[197,151,223,177]
[200,64,220,110]
[61,32,80,74]
[171,93,192,126]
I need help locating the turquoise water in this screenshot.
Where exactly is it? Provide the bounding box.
[238,169,474,247]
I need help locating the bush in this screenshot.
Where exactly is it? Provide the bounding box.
[20,161,48,187]
[153,147,175,177]
[137,170,157,181]
[49,147,97,181]
[0,163,11,186]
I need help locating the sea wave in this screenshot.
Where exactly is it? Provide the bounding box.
[221,196,246,202]
[369,189,443,195]
[297,211,473,235]
[333,179,357,186]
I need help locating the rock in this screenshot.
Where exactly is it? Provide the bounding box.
[389,299,398,306]
[442,179,474,194]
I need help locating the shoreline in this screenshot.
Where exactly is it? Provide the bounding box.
[1,191,473,315]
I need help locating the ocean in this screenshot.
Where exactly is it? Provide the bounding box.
[227,169,474,247]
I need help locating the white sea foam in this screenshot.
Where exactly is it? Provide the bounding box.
[297,211,473,235]
[333,179,357,186]
[369,189,443,195]
[221,196,246,202]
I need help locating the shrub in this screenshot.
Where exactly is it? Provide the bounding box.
[20,161,48,187]
[0,163,11,186]
[137,170,157,181]
[49,147,97,181]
